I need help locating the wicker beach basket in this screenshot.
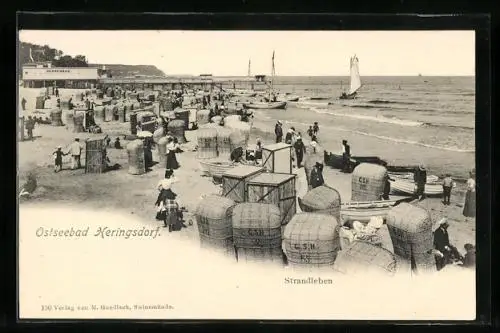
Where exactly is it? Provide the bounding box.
[333,241,398,276]
[231,203,284,264]
[72,112,85,133]
[153,127,165,144]
[299,185,342,221]
[225,120,251,145]
[303,149,325,190]
[195,195,236,257]
[126,139,146,175]
[386,203,436,274]
[157,136,169,166]
[94,106,105,123]
[104,105,113,122]
[62,110,74,130]
[174,109,190,130]
[197,128,218,159]
[167,119,187,144]
[351,163,388,201]
[50,108,63,126]
[229,130,247,152]
[216,127,232,160]
[283,213,341,268]
[197,109,210,125]
[211,116,223,125]
[117,104,126,122]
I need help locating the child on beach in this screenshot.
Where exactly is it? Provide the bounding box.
[313,122,319,135]
[442,173,455,205]
[53,146,68,172]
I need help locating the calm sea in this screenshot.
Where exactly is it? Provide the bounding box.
[269,76,475,153]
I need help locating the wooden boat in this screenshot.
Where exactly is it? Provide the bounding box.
[310,96,330,100]
[324,151,387,170]
[264,95,299,102]
[199,160,237,178]
[388,172,439,183]
[390,179,443,196]
[338,55,362,100]
[243,101,287,109]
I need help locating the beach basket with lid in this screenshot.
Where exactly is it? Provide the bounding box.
[197,109,210,125]
[195,194,236,257]
[62,110,74,131]
[72,112,85,133]
[351,163,388,201]
[299,185,341,220]
[386,203,436,274]
[303,147,325,189]
[197,128,218,159]
[156,136,170,166]
[231,203,284,264]
[216,127,232,160]
[333,241,398,276]
[104,105,113,122]
[117,104,126,122]
[229,130,247,152]
[167,119,187,144]
[94,106,105,123]
[174,108,190,130]
[211,115,223,125]
[283,213,340,268]
[50,108,63,126]
[126,139,146,175]
[153,127,165,144]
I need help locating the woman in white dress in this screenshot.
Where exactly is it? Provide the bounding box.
[463,170,476,221]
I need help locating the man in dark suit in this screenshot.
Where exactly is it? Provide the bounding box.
[433,219,463,270]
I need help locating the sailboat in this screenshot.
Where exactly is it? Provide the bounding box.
[243,51,287,110]
[339,55,362,100]
[230,59,257,98]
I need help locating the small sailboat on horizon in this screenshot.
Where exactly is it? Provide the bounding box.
[244,51,287,110]
[339,55,362,100]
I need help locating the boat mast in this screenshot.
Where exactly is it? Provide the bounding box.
[270,50,275,101]
[248,58,251,77]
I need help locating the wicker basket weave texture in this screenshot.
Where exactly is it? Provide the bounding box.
[50,109,63,126]
[303,151,324,189]
[412,252,437,274]
[216,127,232,159]
[126,139,145,175]
[197,109,210,125]
[236,248,284,264]
[225,121,251,146]
[232,203,282,249]
[62,110,74,130]
[94,106,105,122]
[195,195,235,243]
[351,163,388,201]
[333,241,398,276]
[157,136,169,165]
[117,104,126,122]
[300,185,341,220]
[283,213,340,266]
[386,203,433,259]
[73,113,85,133]
[167,119,187,144]
[197,128,218,159]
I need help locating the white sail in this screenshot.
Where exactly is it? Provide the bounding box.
[349,55,361,94]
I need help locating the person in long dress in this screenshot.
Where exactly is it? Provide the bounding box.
[165,137,179,170]
[155,170,179,232]
[463,171,476,221]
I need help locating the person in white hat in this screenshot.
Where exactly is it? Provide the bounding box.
[433,218,463,270]
[53,145,68,173]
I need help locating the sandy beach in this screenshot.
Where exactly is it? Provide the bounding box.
[18,88,476,260]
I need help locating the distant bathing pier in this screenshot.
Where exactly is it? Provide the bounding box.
[99,75,269,92]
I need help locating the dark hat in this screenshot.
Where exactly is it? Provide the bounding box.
[342,140,347,144]
[164,169,174,178]
[315,161,323,167]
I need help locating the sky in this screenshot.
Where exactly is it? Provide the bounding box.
[19,30,475,76]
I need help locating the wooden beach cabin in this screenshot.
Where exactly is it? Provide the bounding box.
[85,134,109,174]
[222,165,266,203]
[261,142,293,174]
[246,172,297,226]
